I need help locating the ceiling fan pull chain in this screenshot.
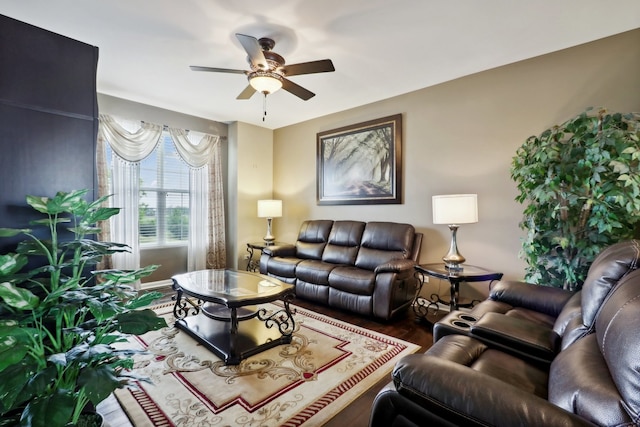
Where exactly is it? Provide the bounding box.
[263,93,267,121]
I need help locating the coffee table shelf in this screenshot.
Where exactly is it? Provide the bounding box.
[172,269,295,365]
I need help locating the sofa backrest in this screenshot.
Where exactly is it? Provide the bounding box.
[548,268,640,425]
[295,220,334,260]
[594,268,640,421]
[355,222,415,271]
[580,239,640,326]
[322,220,366,265]
[410,232,423,262]
[553,239,640,347]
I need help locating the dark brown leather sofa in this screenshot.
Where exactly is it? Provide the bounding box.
[434,239,640,363]
[370,240,640,426]
[259,220,423,320]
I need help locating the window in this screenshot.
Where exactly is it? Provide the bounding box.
[105,130,191,248]
[139,132,190,247]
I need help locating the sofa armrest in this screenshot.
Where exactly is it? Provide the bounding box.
[393,353,594,427]
[490,280,575,317]
[374,258,415,275]
[262,244,296,257]
[470,312,556,362]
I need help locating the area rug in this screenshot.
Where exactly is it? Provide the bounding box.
[114,302,420,426]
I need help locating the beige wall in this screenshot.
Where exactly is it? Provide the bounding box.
[227,122,275,270]
[268,29,640,301]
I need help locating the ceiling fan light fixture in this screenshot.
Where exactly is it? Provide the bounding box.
[249,72,283,94]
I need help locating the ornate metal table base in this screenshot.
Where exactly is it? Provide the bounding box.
[412,271,442,323]
[171,269,296,365]
[412,264,503,324]
[173,291,295,365]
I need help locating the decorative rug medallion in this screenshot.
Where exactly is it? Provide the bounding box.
[114,302,420,426]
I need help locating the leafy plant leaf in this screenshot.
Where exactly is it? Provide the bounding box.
[21,388,76,427]
[0,253,28,277]
[78,365,122,405]
[0,282,39,310]
[116,309,167,335]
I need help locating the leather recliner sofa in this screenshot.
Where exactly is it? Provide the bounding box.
[259,220,423,320]
[370,240,640,426]
[434,239,640,363]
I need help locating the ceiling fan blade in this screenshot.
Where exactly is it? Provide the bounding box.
[281,78,315,101]
[235,33,268,70]
[283,59,335,76]
[190,65,247,74]
[236,84,256,100]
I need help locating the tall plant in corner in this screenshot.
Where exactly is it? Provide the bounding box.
[511,108,640,290]
[0,190,167,427]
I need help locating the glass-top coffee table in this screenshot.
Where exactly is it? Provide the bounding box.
[171,269,296,365]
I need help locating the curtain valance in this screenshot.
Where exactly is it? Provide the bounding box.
[98,114,162,162]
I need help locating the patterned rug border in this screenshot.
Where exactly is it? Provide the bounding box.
[117,301,420,426]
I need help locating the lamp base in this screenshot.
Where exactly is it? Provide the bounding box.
[443,225,465,270]
[263,217,275,243]
[444,261,464,271]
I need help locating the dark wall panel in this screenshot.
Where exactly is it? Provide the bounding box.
[0,14,98,252]
[0,14,98,116]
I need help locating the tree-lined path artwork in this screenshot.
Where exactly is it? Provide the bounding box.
[317,114,402,205]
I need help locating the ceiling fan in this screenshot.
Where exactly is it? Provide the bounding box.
[190,33,335,101]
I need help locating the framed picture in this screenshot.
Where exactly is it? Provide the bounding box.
[317,114,402,205]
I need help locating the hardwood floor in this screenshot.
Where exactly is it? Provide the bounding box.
[100,288,440,426]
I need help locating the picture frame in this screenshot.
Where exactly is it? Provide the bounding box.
[317,114,402,205]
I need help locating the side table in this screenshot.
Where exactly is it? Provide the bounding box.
[413,263,503,322]
[246,241,287,272]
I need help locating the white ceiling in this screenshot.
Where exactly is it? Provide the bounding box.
[3,0,640,129]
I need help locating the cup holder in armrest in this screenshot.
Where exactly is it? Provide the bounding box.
[459,314,477,323]
[452,320,471,329]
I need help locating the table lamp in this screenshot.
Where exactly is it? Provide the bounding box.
[257,199,282,244]
[432,194,478,270]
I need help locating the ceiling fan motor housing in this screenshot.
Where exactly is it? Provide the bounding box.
[254,51,285,74]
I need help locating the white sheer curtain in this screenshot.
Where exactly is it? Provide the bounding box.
[169,128,223,271]
[98,116,162,275]
[98,114,226,283]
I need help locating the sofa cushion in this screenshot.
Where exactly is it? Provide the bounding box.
[355,222,414,271]
[262,256,301,279]
[295,279,330,303]
[322,220,365,265]
[397,335,549,400]
[328,266,375,295]
[295,220,334,260]
[296,259,337,285]
[328,288,372,316]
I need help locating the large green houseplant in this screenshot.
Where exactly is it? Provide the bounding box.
[511,108,640,290]
[0,190,167,426]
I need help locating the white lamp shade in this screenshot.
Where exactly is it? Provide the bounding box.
[432,194,478,225]
[257,199,282,218]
